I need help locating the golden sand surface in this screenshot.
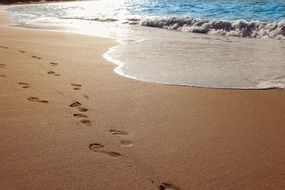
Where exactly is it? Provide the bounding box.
[0,11,285,190]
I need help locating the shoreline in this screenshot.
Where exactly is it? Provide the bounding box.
[0,10,285,190]
[4,3,285,90]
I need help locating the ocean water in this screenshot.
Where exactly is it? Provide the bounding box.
[6,0,285,89]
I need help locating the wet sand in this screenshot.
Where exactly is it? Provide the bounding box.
[0,12,285,190]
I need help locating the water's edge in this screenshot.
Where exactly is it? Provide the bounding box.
[4,2,285,90]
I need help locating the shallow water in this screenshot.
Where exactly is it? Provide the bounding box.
[106,27,285,89]
[6,0,285,89]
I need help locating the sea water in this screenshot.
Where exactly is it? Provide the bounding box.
[6,0,285,89]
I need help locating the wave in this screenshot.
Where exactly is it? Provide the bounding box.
[60,16,285,39]
[139,17,285,39]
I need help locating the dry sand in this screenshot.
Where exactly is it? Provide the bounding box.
[0,11,285,190]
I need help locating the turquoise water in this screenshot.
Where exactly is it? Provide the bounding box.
[124,0,285,22]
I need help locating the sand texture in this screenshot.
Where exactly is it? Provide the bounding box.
[0,13,285,190]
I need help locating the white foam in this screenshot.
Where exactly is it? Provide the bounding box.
[257,79,285,89]
[140,17,285,39]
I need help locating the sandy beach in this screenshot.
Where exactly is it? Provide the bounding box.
[0,10,285,190]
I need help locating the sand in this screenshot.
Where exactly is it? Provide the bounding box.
[0,11,285,190]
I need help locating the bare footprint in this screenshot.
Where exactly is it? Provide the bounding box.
[0,46,8,49]
[18,82,30,89]
[89,143,122,158]
[77,107,88,112]
[47,71,55,74]
[0,64,6,68]
[27,96,48,103]
[109,129,128,136]
[104,151,122,157]
[31,55,42,60]
[73,113,88,118]
[19,50,26,54]
[159,183,180,190]
[50,62,58,66]
[71,83,82,90]
[69,101,88,112]
[109,129,132,147]
[47,71,60,76]
[119,139,133,147]
[79,119,91,126]
[0,74,6,77]
[69,101,82,107]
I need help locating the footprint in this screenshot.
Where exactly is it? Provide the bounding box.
[69,101,88,112]
[119,139,133,147]
[31,55,42,60]
[0,64,6,68]
[109,129,128,136]
[50,62,58,66]
[73,113,88,118]
[47,71,55,74]
[18,82,30,89]
[89,143,104,149]
[159,183,180,190]
[77,107,88,112]
[0,46,8,49]
[79,119,91,126]
[47,71,60,76]
[89,143,122,158]
[109,129,132,147]
[71,83,82,90]
[27,96,48,103]
[69,101,82,107]
[103,151,122,157]
[0,74,6,77]
[19,50,26,54]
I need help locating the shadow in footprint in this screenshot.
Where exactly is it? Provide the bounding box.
[69,101,88,112]
[18,82,30,89]
[79,119,92,126]
[50,62,58,66]
[159,183,180,190]
[31,55,42,60]
[109,129,128,136]
[47,71,60,76]
[89,143,122,158]
[71,83,82,90]
[0,46,8,49]
[77,107,88,112]
[0,64,6,68]
[0,74,6,77]
[69,101,82,107]
[19,50,26,54]
[73,113,88,118]
[27,97,48,103]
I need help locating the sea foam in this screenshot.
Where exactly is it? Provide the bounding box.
[139,17,285,39]
[60,16,285,39]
